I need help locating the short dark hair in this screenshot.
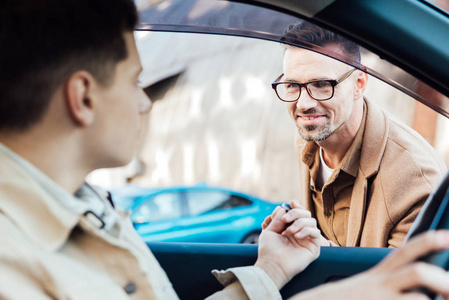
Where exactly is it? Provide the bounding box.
[281,20,360,64]
[0,0,138,131]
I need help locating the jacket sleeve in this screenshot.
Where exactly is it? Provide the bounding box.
[387,198,426,248]
[205,266,281,300]
[381,137,446,248]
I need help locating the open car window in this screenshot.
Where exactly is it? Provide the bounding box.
[88,0,449,245]
[136,0,449,118]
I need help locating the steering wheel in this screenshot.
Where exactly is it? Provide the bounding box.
[404,170,449,299]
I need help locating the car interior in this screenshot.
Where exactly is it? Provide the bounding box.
[100,0,449,299]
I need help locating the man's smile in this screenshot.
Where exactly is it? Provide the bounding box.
[298,114,326,126]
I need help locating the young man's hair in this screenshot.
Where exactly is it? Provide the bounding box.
[0,0,138,131]
[281,20,361,64]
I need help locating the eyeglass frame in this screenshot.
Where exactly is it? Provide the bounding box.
[271,68,357,102]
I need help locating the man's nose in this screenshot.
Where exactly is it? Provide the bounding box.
[296,87,318,111]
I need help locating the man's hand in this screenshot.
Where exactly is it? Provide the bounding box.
[262,201,330,247]
[255,201,321,289]
[289,230,449,300]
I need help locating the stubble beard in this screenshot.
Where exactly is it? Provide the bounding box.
[297,122,333,142]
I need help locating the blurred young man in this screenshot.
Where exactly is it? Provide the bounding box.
[272,21,447,247]
[1,1,449,300]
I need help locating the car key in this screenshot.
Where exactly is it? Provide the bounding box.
[281,203,292,211]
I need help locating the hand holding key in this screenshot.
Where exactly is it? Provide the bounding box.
[255,200,321,289]
[262,201,331,247]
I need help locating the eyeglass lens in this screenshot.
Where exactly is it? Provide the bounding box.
[276,80,333,101]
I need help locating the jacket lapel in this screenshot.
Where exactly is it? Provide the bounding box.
[296,135,316,216]
[346,99,389,246]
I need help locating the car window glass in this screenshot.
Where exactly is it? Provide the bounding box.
[132,192,182,223]
[186,191,231,215]
[227,195,252,208]
[186,191,253,216]
[90,29,449,209]
[87,0,449,245]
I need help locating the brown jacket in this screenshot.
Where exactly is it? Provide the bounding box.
[296,99,447,248]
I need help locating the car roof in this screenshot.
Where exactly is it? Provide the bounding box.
[137,0,449,117]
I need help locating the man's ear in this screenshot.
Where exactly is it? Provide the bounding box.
[64,71,96,126]
[354,70,368,101]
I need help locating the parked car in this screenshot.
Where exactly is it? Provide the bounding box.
[110,184,280,243]
[130,1,449,299]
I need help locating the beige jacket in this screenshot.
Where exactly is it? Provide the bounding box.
[0,147,280,300]
[297,99,447,248]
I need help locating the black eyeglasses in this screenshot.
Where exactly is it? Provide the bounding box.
[271,68,357,102]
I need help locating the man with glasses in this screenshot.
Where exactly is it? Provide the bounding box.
[272,21,446,248]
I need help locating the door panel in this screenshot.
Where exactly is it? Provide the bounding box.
[149,242,392,300]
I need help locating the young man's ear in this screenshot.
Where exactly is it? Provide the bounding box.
[354,70,368,101]
[64,71,96,126]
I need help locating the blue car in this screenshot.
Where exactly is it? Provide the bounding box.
[110,184,280,244]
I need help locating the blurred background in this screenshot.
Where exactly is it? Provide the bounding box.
[87,0,449,205]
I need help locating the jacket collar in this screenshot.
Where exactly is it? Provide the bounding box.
[346,98,389,246]
[357,98,389,178]
[0,149,81,252]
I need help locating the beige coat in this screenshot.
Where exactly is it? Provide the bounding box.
[297,99,447,248]
[0,148,280,300]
